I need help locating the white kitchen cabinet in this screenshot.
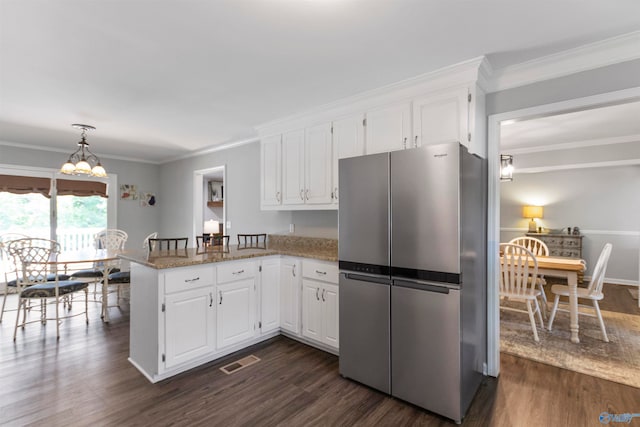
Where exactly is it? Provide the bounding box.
[304,123,333,204]
[301,260,339,349]
[332,114,365,204]
[364,102,412,154]
[280,258,301,334]
[412,87,469,148]
[260,258,280,334]
[282,129,305,205]
[164,286,215,369]
[261,135,282,207]
[216,267,256,349]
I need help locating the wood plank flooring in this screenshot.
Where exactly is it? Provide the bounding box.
[1,293,639,426]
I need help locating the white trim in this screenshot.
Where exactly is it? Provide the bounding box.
[162,137,259,164]
[600,277,640,287]
[488,31,640,92]
[506,134,640,155]
[500,227,640,237]
[486,86,640,379]
[516,159,640,174]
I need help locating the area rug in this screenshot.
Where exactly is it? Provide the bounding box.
[500,303,640,388]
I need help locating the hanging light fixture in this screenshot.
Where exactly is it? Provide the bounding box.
[60,124,107,178]
[500,154,514,182]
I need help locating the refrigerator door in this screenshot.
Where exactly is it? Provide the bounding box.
[338,153,390,274]
[339,273,391,394]
[391,280,461,422]
[391,143,460,279]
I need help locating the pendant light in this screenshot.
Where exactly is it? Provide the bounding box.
[60,124,107,177]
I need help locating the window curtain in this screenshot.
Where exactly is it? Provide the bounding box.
[0,174,52,197]
[56,179,108,198]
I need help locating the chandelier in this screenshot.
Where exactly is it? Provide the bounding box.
[60,124,107,177]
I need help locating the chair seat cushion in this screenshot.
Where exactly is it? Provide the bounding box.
[71,268,120,279]
[105,271,130,284]
[21,280,88,298]
[550,284,603,300]
[6,273,71,287]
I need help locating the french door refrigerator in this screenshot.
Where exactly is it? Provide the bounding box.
[338,142,487,424]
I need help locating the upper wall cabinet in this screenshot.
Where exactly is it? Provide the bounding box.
[282,129,305,205]
[413,87,469,148]
[364,102,412,155]
[332,114,365,204]
[304,123,333,204]
[261,134,282,207]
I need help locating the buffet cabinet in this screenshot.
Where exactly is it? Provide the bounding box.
[525,233,583,258]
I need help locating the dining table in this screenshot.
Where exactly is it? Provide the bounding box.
[54,248,123,323]
[534,255,586,343]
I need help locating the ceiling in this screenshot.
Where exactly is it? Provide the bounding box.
[1,1,639,164]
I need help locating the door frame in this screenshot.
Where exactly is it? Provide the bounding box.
[486,86,640,377]
[192,165,226,242]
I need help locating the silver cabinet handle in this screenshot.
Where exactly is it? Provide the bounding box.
[219,291,223,305]
[316,287,319,301]
[331,191,334,200]
[305,189,309,201]
[322,288,325,302]
[232,269,244,275]
[209,292,213,307]
[334,187,338,200]
[300,189,304,201]
[414,135,418,147]
[276,191,281,202]
[184,277,200,283]
[292,264,296,277]
[403,137,407,149]
[315,270,327,275]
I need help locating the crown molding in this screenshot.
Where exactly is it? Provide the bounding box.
[505,134,640,155]
[515,158,640,174]
[488,31,640,93]
[256,56,491,137]
[160,136,259,164]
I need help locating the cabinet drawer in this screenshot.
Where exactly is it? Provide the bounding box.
[302,260,339,284]
[217,261,256,284]
[164,266,215,294]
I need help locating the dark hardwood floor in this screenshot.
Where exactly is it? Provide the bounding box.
[1,293,639,426]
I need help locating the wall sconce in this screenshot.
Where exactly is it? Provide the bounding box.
[522,205,543,233]
[500,154,514,182]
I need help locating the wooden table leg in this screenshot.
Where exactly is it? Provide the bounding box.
[568,271,579,343]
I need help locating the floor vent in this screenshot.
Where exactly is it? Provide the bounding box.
[220,355,261,375]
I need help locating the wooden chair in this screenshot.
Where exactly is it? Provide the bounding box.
[8,238,89,340]
[148,237,189,251]
[547,243,613,342]
[500,243,544,342]
[509,236,550,318]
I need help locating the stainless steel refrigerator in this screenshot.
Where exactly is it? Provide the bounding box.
[338,142,486,424]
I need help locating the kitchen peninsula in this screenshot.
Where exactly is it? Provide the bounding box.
[120,235,338,383]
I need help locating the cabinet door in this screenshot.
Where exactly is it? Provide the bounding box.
[216,279,256,349]
[365,102,411,154]
[413,87,468,148]
[301,279,322,342]
[261,135,282,207]
[282,129,305,205]
[260,258,280,334]
[280,259,301,334]
[165,287,215,369]
[332,114,365,204]
[305,123,333,204]
[322,283,339,348]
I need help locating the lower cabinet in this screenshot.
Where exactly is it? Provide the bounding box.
[302,279,339,349]
[280,258,301,334]
[260,258,281,334]
[164,286,215,369]
[216,278,256,349]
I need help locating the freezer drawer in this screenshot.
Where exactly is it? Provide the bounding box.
[391,283,461,422]
[339,273,390,394]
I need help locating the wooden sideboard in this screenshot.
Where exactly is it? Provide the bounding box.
[526,232,584,283]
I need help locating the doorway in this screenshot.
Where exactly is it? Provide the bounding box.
[487,87,640,378]
[192,166,226,243]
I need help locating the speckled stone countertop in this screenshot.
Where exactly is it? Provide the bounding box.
[120,234,338,269]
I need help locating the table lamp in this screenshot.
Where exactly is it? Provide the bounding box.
[522,206,543,233]
[203,219,219,247]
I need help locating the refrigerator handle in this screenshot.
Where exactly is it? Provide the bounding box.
[392,279,450,294]
[343,273,391,286]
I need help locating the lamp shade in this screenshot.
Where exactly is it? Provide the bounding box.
[522,205,543,219]
[204,219,219,234]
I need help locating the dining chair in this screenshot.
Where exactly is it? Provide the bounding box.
[547,243,613,342]
[8,238,89,340]
[148,237,189,251]
[500,243,545,342]
[509,236,550,318]
[0,233,30,323]
[196,234,230,248]
[237,233,267,249]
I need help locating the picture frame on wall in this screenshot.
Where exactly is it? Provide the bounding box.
[208,181,223,202]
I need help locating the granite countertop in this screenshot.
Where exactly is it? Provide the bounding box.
[120,235,338,269]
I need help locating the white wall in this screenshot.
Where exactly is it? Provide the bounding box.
[0,144,161,249]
